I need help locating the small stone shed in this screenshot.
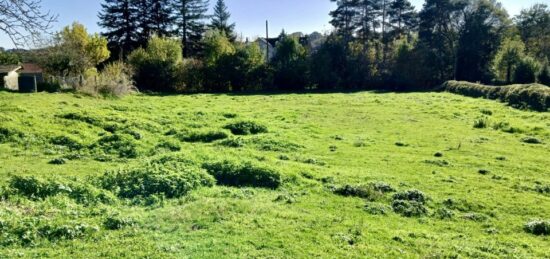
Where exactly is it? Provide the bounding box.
[0,63,44,92]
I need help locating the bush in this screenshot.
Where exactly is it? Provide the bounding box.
[224,121,268,135]
[392,190,428,204]
[81,61,135,97]
[202,160,282,189]
[40,223,97,241]
[37,82,61,93]
[333,184,384,201]
[524,220,550,235]
[391,189,429,217]
[513,57,540,84]
[128,36,182,92]
[9,176,71,199]
[391,200,428,217]
[178,130,228,143]
[0,127,24,143]
[104,215,136,230]
[99,161,215,199]
[539,63,550,86]
[442,81,550,111]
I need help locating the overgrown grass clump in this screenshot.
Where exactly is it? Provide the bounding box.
[224,121,268,135]
[524,220,550,236]
[99,162,215,199]
[92,134,139,158]
[391,190,429,217]
[202,160,282,189]
[442,81,550,111]
[178,130,229,143]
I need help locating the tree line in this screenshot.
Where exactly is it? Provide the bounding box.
[4,0,549,94]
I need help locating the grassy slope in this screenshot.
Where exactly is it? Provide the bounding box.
[0,91,549,258]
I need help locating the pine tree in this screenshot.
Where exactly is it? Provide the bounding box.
[98,0,140,58]
[330,0,360,44]
[388,0,417,38]
[210,0,236,42]
[173,0,210,57]
[356,0,382,43]
[135,0,174,44]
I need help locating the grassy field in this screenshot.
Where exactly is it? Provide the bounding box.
[0,90,549,258]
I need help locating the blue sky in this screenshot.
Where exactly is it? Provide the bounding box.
[0,0,547,48]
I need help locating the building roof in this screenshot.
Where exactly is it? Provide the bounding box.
[0,65,21,73]
[20,63,43,74]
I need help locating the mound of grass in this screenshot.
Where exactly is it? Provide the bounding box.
[178,130,229,143]
[58,112,102,126]
[7,176,116,204]
[473,117,489,129]
[155,140,181,152]
[104,215,137,230]
[92,134,139,159]
[224,121,268,135]
[442,81,550,111]
[0,220,98,247]
[202,160,282,189]
[521,136,543,144]
[99,162,215,199]
[0,127,25,143]
[50,135,84,150]
[333,184,384,201]
[364,203,391,215]
[391,190,429,217]
[524,220,550,236]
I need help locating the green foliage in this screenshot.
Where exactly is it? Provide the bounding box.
[524,220,550,236]
[492,38,526,84]
[272,36,309,90]
[50,135,84,150]
[333,184,384,201]
[514,56,541,84]
[178,130,229,143]
[99,162,215,199]
[473,117,489,129]
[224,121,268,135]
[0,51,20,65]
[103,215,136,230]
[92,134,139,159]
[392,190,428,204]
[209,0,236,42]
[82,61,135,97]
[202,160,282,189]
[391,200,428,217]
[539,62,550,86]
[443,81,550,111]
[128,36,182,92]
[43,22,110,76]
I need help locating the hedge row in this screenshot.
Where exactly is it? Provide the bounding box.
[441,81,550,112]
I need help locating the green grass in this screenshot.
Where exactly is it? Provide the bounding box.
[0,91,549,258]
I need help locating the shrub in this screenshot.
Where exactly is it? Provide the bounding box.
[0,127,24,143]
[333,184,384,201]
[442,81,550,111]
[434,208,454,219]
[178,130,228,143]
[392,189,429,217]
[9,176,72,199]
[371,182,396,193]
[128,36,182,92]
[524,220,550,235]
[58,112,102,126]
[202,160,282,189]
[81,61,135,97]
[37,82,61,93]
[391,200,428,217]
[224,121,268,135]
[50,135,84,150]
[539,63,550,86]
[99,162,215,199]
[104,215,136,230]
[92,134,139,158]
[392,190,428,204]
[248,137,302,152]
[535,184,550,195]
[513,57,540,84]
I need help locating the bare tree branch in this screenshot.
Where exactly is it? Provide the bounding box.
[0,0,57,48]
